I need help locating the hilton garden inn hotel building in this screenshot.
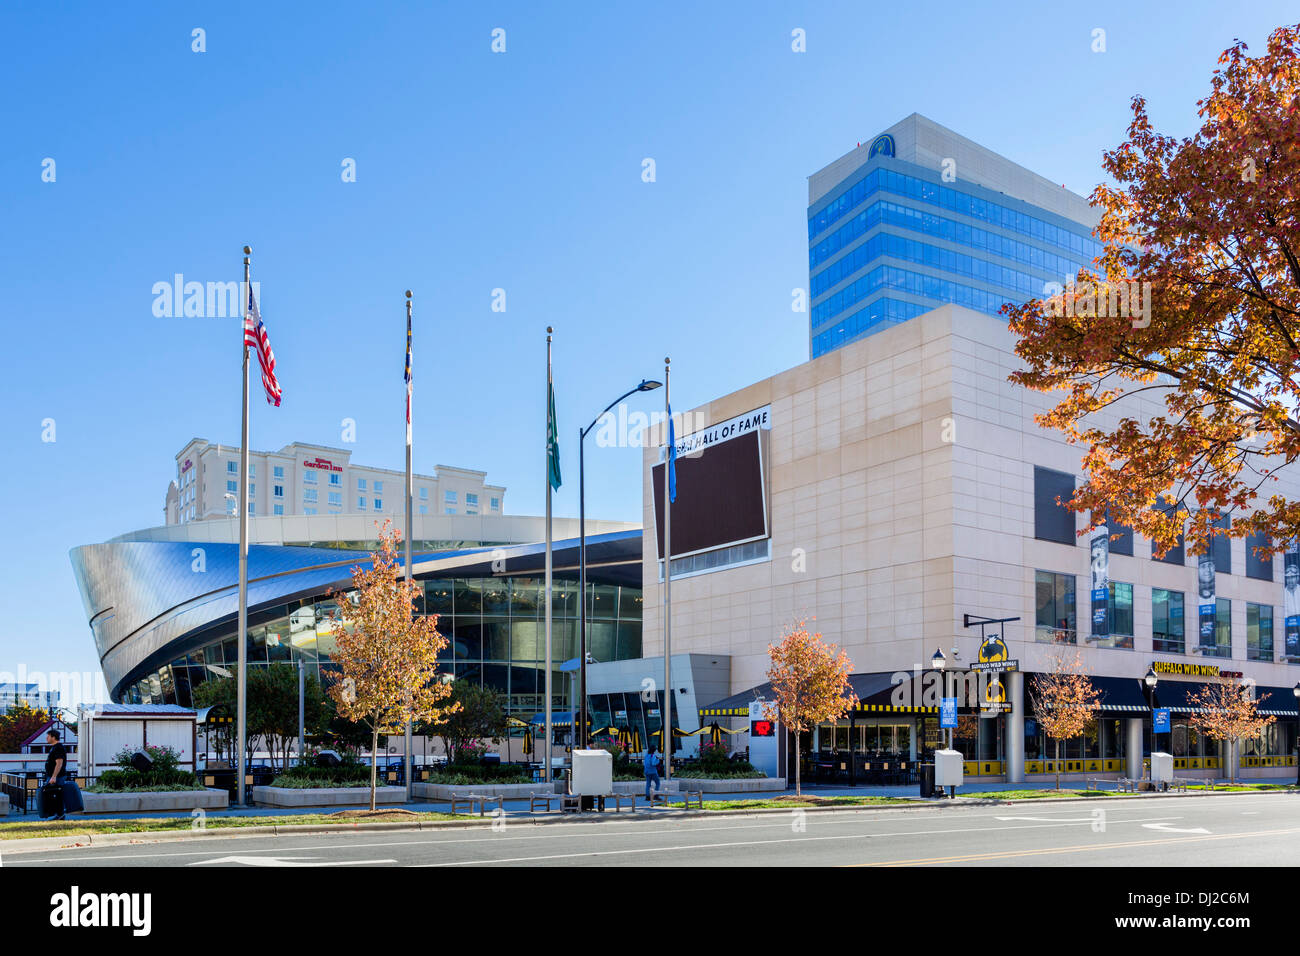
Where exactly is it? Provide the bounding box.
[640,304,1300,784]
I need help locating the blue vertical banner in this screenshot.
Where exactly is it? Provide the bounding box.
[1197,552,1216,651]
[940,697,957,729]
[1090,526,1109,641]
[1285,540,1300,659]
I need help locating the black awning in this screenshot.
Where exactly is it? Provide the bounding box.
[1151,680,1298,716]
[700,671,936,718]
[699,683,773,717]
[1091,676,1150,713]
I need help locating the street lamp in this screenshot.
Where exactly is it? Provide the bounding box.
[577,378,662,748]
[1292,683,1300,786]
[1144,667,1159,775]
[931,648,949,751]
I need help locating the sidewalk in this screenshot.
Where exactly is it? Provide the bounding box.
[5,775,1291,825]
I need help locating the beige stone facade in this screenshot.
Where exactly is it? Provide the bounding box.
[641,303,1300,779]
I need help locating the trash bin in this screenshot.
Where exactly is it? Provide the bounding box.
[919,762,935,798]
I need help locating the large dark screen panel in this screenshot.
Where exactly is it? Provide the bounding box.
[651,429,767,559]
[1034,466,1075,545]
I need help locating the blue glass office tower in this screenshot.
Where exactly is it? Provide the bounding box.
[807,114,1104,358]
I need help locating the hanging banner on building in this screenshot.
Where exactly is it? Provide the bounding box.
[1197,552,1216,652]
[1284,540,1300,659]
[1090,526,1110,641]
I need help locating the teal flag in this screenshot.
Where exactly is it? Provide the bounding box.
[547,382,562,491]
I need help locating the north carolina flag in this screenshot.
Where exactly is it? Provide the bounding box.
[244,286,281,406]
[404,305,412,444]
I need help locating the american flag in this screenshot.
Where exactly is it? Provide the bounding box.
[404,304,412,442]
[244,285,281,407]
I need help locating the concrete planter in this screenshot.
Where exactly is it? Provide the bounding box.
[81,788,229,814]
[677,777,786,793]
[612,779,680,794]
[252,785,406,808]
[414,781,556,801]
[0,793,8,815]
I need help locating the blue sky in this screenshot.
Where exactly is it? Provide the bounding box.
[1,1,1293,692]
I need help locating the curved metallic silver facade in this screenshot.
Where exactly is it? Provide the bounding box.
[70,526,643,702]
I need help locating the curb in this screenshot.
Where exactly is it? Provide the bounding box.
[2,786,1293,854]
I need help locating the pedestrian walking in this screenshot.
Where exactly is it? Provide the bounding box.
[644,744,661,802]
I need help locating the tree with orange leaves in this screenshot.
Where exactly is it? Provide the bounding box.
[1006,24,1300,558]
[1031,649,1101,791]
[1187,676,1275,784]
[764,620,857,796]
[325,521,457,809]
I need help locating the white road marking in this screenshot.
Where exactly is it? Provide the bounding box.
[1142,823,1210,834]
[191,855,396,866]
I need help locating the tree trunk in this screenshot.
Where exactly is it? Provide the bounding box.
[370,727,379,811]
[1055,738,1061,792]
[794,728,801,797]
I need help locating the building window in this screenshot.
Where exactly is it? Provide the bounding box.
[330,472,340,486]
[358,497,366,509]
[1095,581,1134,649]
[1210,514,1231,574]
[227,461,237,474]
[304,507,317,515]
[467,493,479,508]
[273,504,284,516]
[304,489,318,503]
[248,503,255,516]
[1035,570,1076,643]
[226,480,237,494]
[1246,531,1273,581]
[328,492,342,506]
[304,470,317,484]
[419,504,427,515]
[248,464,256,476]
[1153,588,1185,654]
[358,479,367,491]
[1033,467,1075,545]
[1200,599,1232,658]
[419,487,428,500]
[274,484,284,498]
[249,483,255,497]
[445,491,457,505]
[445,507,456,515]
[374,498,382,510]
[1248,603,1274,662]
[274,466,284,479]
[490,497,500,510]
[1152,503,1186,565]
[374,481,384,493]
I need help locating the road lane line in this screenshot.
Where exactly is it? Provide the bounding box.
[850,826,1300,866]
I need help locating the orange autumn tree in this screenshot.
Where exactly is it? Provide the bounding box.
[1187,676,1275,785]
[1006,24,1300,557]
[325,522,458,809]
[1031,649,1101,791]
[764,620,857,796]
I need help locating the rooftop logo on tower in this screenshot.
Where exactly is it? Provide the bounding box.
[868,134,895,159]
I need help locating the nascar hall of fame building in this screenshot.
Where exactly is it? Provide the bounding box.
[638,303,1300,784]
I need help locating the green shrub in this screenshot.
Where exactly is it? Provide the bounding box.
[268,774,371,789]
[674,767,763,780]
[94,768,201,791]
[427,769,532,786]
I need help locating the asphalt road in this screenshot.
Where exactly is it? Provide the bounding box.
[7,793,1300,867]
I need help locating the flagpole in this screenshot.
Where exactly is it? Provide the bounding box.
[236,246,252,807]
[662,356,672,781]
[544,326,555,784]
[404,290,414,802]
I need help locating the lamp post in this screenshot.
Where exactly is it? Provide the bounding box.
[577,378,662,748]
[931,648,949,750]
[1284,686,1294,790]
[1144,667,1158,777]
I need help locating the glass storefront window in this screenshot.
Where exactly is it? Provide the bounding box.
[1248,603,1274,661]
[1035,570,1076,643]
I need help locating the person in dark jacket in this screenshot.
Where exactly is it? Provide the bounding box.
[44,729,69,820]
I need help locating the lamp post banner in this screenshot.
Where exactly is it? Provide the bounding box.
[1284,540,1300,658]
[1090,526,1109,641]
[1197,552,1216,652]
